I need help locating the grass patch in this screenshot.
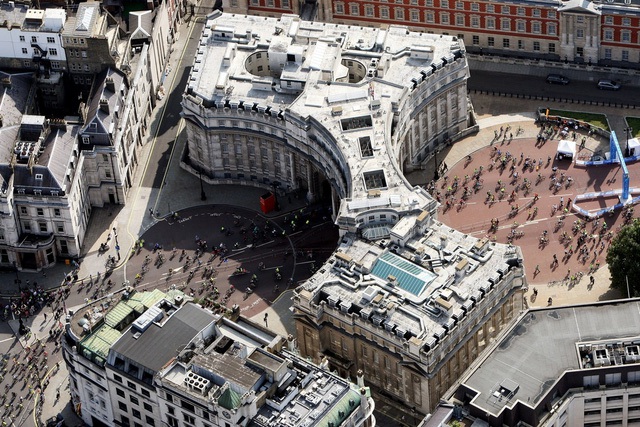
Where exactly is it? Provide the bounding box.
[624,117,640,138]
[547,109,609,131]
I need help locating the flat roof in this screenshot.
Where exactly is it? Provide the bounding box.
[460,299,640,416]
[111,303,215,372]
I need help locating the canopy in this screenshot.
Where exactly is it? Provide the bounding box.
[628,138,640,156]
[556,139,576,159]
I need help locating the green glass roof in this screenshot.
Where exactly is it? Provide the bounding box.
[371,251,436,296]
[104,289,165,328]
[318,387,361,426]
[80,324,122,360]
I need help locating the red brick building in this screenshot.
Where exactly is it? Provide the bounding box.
[223,0,640,69]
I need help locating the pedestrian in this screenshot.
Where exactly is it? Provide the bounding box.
[149,208,153,216]
[43,313,47,321]
[534,265,540,274]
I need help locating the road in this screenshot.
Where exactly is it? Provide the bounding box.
[468,69,640,105]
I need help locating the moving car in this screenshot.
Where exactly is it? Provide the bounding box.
[597,79,621,90]
[546,74,570,85]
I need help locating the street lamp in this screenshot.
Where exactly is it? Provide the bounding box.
[199,169,206,201]
[433,149,440,181]
[13,261,21,292]
[624,127,634,157]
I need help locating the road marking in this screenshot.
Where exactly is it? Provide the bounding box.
[0,337,15,343]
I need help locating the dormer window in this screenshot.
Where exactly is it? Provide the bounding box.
[35,173,43,180]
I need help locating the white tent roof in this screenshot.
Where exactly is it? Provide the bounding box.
[557,139,576,156]
[628,138,640,150]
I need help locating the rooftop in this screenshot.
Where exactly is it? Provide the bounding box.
[110,301,216,373]
[459,299,640,417]
[185,12,467,223]
[297,219,522,358]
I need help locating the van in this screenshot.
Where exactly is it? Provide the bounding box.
[546,74,569,85]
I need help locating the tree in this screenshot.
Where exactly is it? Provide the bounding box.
[606,218,640,297]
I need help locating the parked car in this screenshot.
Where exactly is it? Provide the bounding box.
[546,74,569,85]
[597,79,621,90]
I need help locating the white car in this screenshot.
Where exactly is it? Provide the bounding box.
[597,79,621,90]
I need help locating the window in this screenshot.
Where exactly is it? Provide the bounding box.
[622,50,629,61]
[37,208,44,216]
[113,374,123,383]
[456,14,464,26]
[533,41,540,51]
[60,240,68,254]
[350,3,359,15]
[440,0,448,8]
[82,136,90,145]
[455,1,463,9]
[471,15,479,27]
[117,389,125,398]
[410,9,419,21]
[335,3,344,13]
[425,11,434,22]
[166,416,178,427]
[547,23,556,35]
[81,51,87,58]
[395,8,404,19]
[532,8,540,17]
[577,29,584,39]
[119,401,128,411]
[23,60,30,67]
[31,36,37,43]
[471,2,478,11]
[486,4,494,13]
[488,37,495,47]
[105,170,112,179]
[425,0,432,5]
[47,36,55,43]
[623,18,630,26]
[548,10,556,18]
[604,29,613,41]
[131,396,139,405]
[49,48,57,56]
[440,12,449,24]
[472,35,479,45]
[621,31,631,42]
[51,61,60,69]
[501,5,509,14]
[486,17,495,29]
[501,18,510,30]
[21,48,28,54]
[518,40,524,50]
[145,416,155,426]
[183,413,196,424]
[365,4,374,16]
[282,0,289,7]
[381,6,389,18]
[39,222,47,233]
[181,400,195,413]
[132,409,141,419]
[144,403,152,412]
[532,21,541,34]
[141,389,150,398]
[19,36,25,42]
[517,20,525,32]
[503,38,510,48]
[517,7,524,16]
[127,381,136,391]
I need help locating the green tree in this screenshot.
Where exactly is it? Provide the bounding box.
[606,219,640,297]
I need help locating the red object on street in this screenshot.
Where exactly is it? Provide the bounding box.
[260,192,276,214]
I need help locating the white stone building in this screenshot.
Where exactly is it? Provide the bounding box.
[181,12,469,214]
[62,289,375,427]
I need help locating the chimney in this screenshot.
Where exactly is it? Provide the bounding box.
[99,99,109,114]
[287,334,296,351]
[1,76,11,89]
[105,76,115,92]
[356,369,364,387]
[359,387,370,416]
